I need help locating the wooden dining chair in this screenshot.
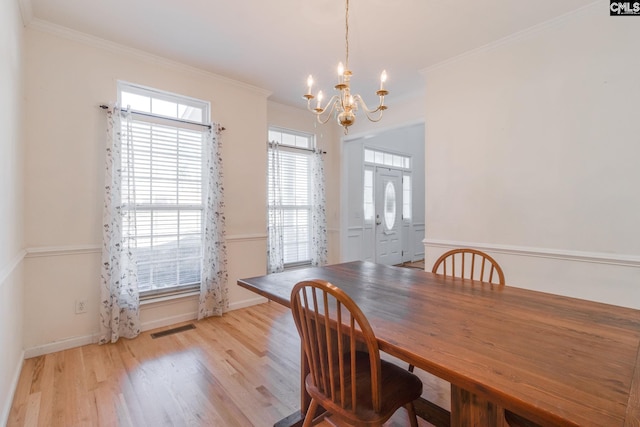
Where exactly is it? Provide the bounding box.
[409,248,506,422]
[412,248,504,374]
[431,249,536,427]
[431,248,505,285]
[290,279,423,427]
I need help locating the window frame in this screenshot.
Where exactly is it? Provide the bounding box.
[268,127,316,269]
[117,81,211,299]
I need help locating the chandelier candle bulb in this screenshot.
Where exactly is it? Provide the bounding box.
[316,91,323,109]
[380,70,387,90]
[307,75,313,96]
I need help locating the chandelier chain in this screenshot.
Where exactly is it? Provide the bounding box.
[345,0,349,69]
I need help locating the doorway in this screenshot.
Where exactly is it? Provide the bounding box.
[341,122,425,265]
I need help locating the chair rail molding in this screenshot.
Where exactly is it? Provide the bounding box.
[0,250,26,287]
[423,239,640,268]
[25,245,101,258]
[226,233,268,243]
[24,234,269,259]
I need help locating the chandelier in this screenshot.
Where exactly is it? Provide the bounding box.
[303,0,388,133]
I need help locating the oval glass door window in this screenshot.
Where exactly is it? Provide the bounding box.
[384,181,396,230]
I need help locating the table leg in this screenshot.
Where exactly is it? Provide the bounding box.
[451,384,506,427]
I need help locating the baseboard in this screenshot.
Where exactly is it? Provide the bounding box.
[23,295,269,358]
[228,295,268,311]
[140,295,269,331]
[1,350,25,427]
[24,334,98,359]
[140,312,198,332]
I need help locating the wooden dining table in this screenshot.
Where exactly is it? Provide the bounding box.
[237,261,640,427]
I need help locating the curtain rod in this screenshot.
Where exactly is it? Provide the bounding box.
[99,104,225,131]
[267,140,327,154]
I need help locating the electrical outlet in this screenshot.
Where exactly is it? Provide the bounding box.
[75,299,88,314]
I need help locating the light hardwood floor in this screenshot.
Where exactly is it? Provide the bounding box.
[8,302,449,427]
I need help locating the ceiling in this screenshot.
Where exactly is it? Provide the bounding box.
[27,0,600,107]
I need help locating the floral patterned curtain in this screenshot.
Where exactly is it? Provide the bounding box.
[311,149,327,266]
[198,124,229,319]
[100,107,141,344]
[267,141,285,273]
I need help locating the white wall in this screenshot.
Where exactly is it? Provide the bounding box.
[0,0,25,423]
[424,3,640,308]
[21,22,272,355]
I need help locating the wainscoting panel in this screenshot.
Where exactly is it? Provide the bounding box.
[0,252,25,427]
[412,223,425,261]
[424,239,640,309]
[22,234,270,357]
[345,227,363,262]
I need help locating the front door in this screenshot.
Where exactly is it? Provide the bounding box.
[374,168,402,265]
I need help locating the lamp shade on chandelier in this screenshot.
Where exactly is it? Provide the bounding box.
[303,0,388,133]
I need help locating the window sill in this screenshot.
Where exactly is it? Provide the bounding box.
[140,289,200,306]
[284,262,313,271]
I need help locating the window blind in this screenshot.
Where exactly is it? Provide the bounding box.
[121,119,205,293]
[268,149,312,265]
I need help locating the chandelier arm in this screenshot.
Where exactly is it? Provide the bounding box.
[306,94,339,115]
[353,94,386,119]
[308,95,341,124]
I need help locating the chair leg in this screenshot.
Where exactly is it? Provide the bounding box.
[405,402,419,427]
[302,399,319,427]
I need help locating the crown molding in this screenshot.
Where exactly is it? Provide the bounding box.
[421,0,604,75]
[26,18,272,98]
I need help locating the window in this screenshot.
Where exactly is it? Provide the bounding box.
[268,128,314,267]
[118,82,210,296]
[363,168,374,222]
[384,181,397,230]
[364,148,411,169]
[403,174,412,222]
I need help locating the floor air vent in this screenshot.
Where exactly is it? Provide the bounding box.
[150,324,196,339]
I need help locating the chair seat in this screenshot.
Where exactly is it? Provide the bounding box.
[306,351,423,424]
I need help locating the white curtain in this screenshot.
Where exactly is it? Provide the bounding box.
[198,124,229,319]
[267,141,285,273]
[100,107,141,344]
[311,149,327,266]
